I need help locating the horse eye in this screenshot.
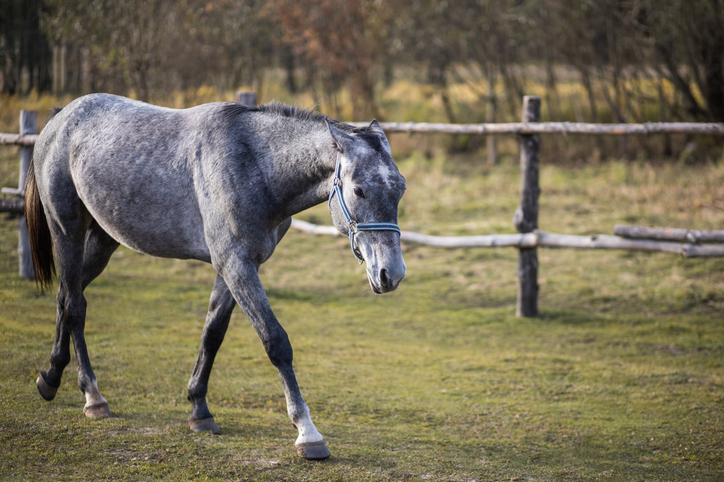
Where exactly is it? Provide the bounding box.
[353,187,366,199]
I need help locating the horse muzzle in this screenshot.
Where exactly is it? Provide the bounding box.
[367,261,406,294]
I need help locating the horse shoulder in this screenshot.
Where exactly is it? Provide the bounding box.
[193,164,277,267]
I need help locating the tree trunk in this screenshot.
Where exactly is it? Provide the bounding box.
[702,0,724,121]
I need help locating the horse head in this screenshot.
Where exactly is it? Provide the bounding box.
[327,120,406,294]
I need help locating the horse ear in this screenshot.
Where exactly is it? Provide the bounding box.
[369,119,391,154]
[326,119,354,152]
[369,119,384,135]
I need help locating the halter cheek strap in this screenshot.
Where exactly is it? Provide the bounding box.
[328,152,401,263]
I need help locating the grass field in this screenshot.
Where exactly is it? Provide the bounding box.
[1,142,723,480]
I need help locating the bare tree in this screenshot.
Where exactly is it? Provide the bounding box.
[268,0,382,119]
[638,0,724,121]
[1,0,52,94]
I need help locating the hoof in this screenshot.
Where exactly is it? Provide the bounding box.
[295,440,331,460]
[84,401,111,418]
[36,373,59,401]
[189,417,220,433]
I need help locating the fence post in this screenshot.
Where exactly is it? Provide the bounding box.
[236,91,256,106]
[514,96,541,317]
[18,110,36,280]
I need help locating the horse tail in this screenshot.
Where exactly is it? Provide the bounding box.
[25,155,56,291]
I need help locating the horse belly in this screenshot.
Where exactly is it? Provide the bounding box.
[74,160,211,261]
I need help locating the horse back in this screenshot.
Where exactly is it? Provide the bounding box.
[33,94,220,261]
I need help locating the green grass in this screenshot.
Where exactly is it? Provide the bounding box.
[1,151,723,480]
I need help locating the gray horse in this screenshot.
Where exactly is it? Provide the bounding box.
[25,93,406,459]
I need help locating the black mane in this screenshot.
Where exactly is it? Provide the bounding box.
[220,101,383,151]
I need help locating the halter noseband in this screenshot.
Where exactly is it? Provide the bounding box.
[328,152,401,263]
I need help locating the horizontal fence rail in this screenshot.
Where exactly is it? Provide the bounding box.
[3,96,724,316]
[290,220,724,258]
[3,124,723,148]
[0,197,24,214]
[347,121,724,136]
[0,133,39,146]
[614,225,724,243]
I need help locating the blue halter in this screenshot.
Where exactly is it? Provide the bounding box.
[328,152,401,263]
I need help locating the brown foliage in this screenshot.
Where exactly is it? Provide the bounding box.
[268,0,379,119]
[19,0,724,126]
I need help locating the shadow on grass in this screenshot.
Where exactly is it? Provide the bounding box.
[537,309,615,326]
[265,286,337,304]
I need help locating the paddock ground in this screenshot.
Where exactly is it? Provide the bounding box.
[1,156,723,481]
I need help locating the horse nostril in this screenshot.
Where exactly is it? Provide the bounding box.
[380,268,389,286]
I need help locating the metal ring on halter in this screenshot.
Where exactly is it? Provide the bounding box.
[328,152,401,263]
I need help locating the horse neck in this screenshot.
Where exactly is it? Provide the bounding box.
[257,120,337,220]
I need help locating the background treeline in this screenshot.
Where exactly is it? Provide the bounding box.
[2,0,723,127]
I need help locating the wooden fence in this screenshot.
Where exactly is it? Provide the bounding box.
[1,111,36,280]
[2,95,724,317]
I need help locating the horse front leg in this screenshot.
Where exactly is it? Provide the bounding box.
[187,274,236,432]
[221,254,330,460]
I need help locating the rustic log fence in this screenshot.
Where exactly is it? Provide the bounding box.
[1,111,36,280]
[2,95,724,316]
[291,219,724,256]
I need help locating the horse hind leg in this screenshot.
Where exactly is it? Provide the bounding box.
[79,223,119,417]
[36,315,70,401]
[37,220,118,418]
[187,274,236,432]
